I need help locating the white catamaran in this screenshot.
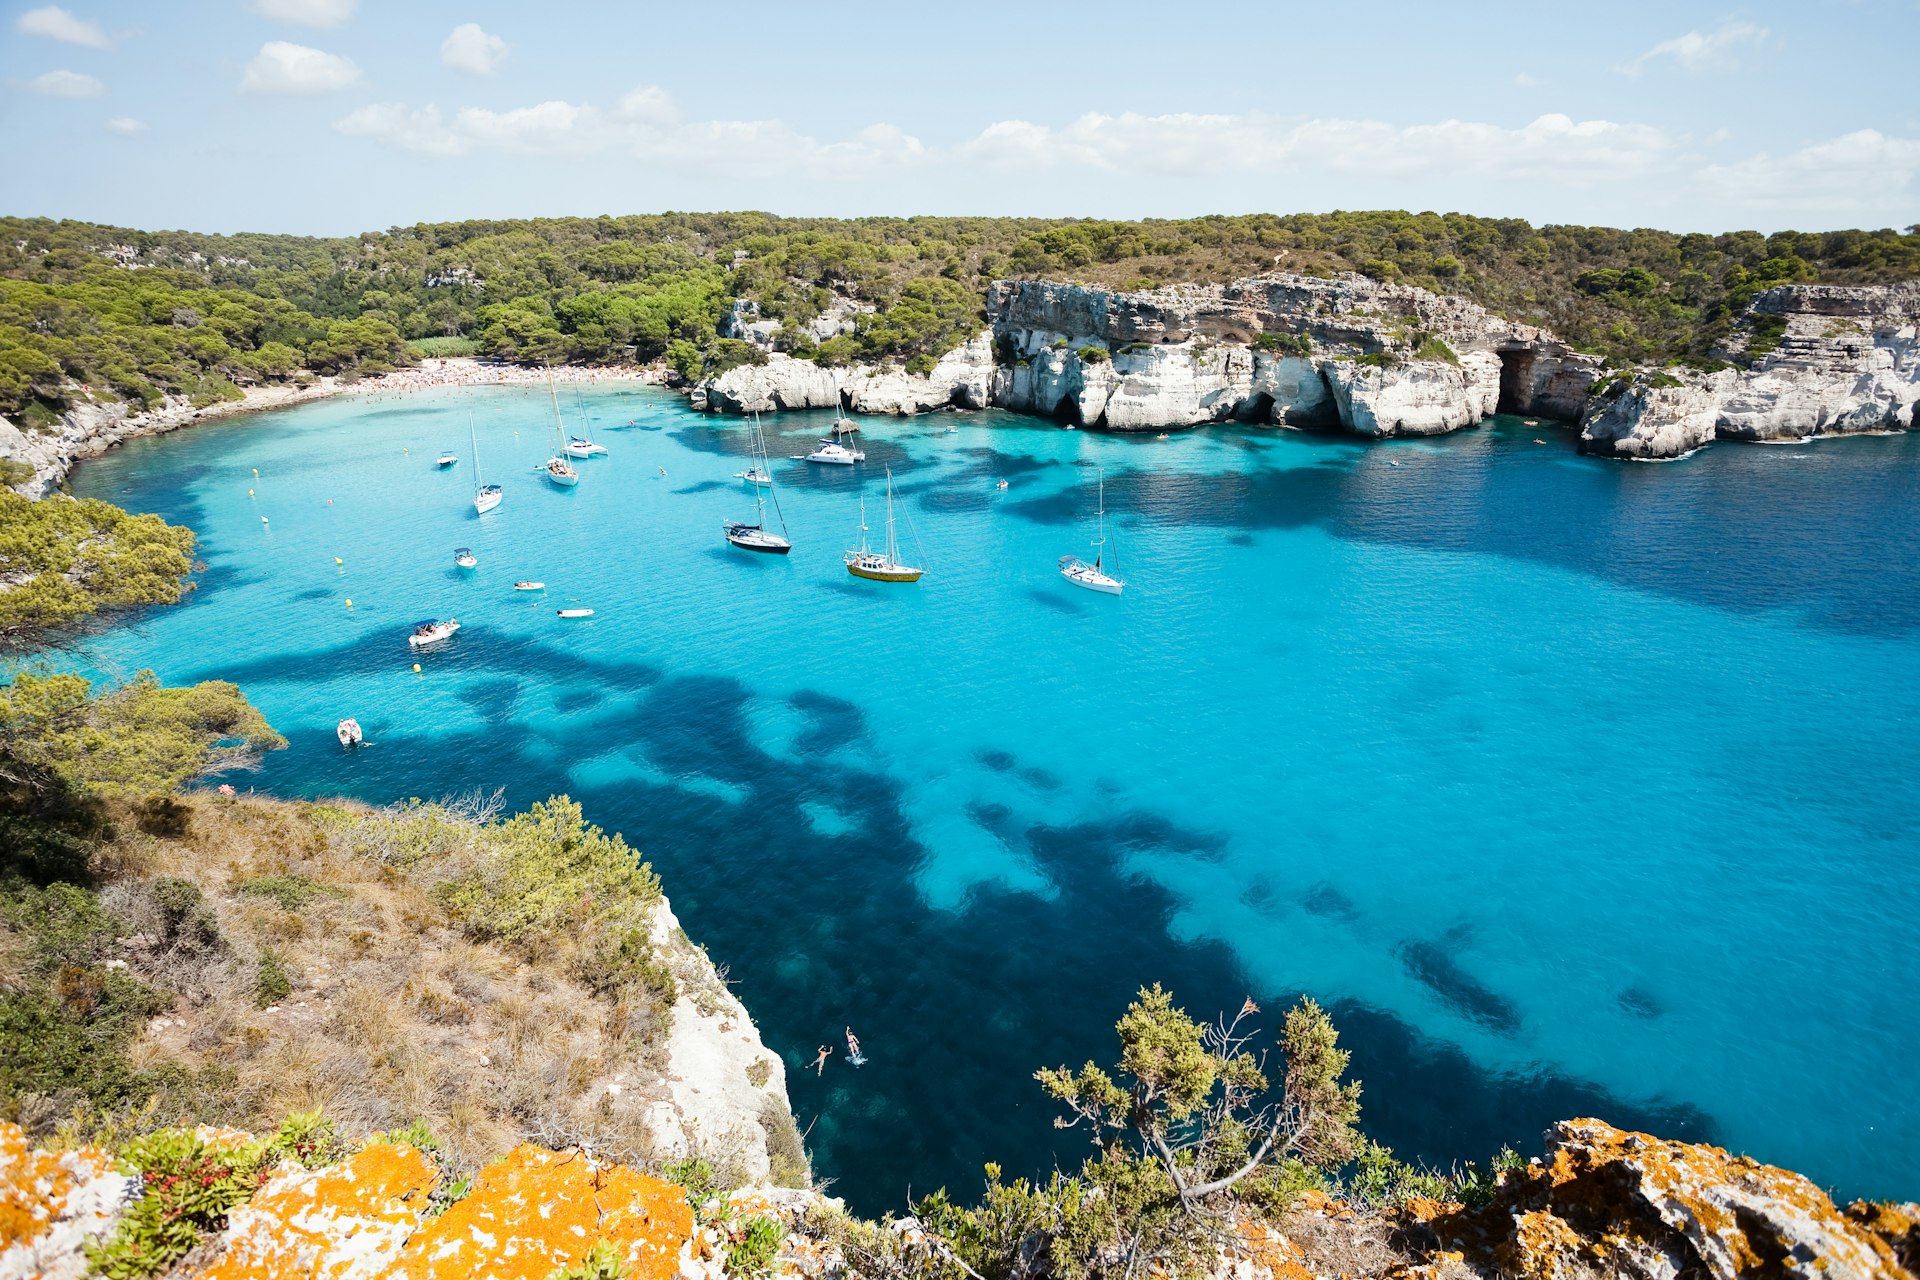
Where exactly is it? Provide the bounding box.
[542,370,580,487]
[725,415,792,553]
[471,414,503,513]
[1059,469,1124,595]
[845,468,923,582]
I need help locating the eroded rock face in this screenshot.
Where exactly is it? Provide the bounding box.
[1434,1118,1920,1280]
[700,333,995,419]
[988,274,1597,435]
[698,274,1599,439]
[1580,374,1737,461]
[1580,284,1920,459]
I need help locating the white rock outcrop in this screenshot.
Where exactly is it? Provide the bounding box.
[645,895,801,1184]
[698,273,1602,440]
[1580,283,1920,459]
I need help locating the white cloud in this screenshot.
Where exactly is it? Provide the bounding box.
[957,111,1680,184]
[441,23,507,75]
[241,41,359,94]
[1512,72,1539,88]
[1620,21,1767,76]
[26,68,104,97]
[251,0,355,28]
[106,115,146,135]
[16,5,109,47]
[1694,129,1920,212]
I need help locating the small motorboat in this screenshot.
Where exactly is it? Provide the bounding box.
[565,436,608,458]
[734,466,772,486]
[557,607,594,619]
[996,479,1009,490]
[806,440,864,465]
[408,618,460,648]
[514,580,546,591]
[454,547,477,569]
[335,718,363,747]
[436,452,458,468]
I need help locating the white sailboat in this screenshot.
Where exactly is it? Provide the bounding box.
[725,415,791,553]
[845,468,922,582]
[734,411,773,484]
[1059,469,1124,595]
[565,389,608,456]
[471,414,503,513]
[542,369,580,487]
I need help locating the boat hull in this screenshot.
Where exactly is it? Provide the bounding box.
[847,562,923,582]
[727,531,792,554]
[1062,570,1123,595]
[545,466,579,487]
[474,489,503,514]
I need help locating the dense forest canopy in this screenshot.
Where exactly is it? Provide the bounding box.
[3,211,1917,421]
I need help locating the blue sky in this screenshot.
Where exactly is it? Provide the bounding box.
[3,0,1917,236]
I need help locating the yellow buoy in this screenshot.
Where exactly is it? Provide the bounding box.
[252,468,259,476]
[345,599,352,607]
[260,516,269,524]
[334,557,344,565]
[248,489,255,497]
[412,663,421,673]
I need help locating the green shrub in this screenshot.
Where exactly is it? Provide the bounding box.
[724,1215,785,1278]
[547,1239,628,1280]
[408,336,480,358]
[235,873,335,910]
[254,947,291,1007]
[1075,346,1110,363]
[1411,336,1459,365]
[86,1129,271,1278]
[904,352,936,376]
[1255,331,1311,357]
[1049,337,1068,350]
[1746,311,1789,356]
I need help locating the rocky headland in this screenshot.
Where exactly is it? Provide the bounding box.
[692,274,1920,462]
[1579,283,1920,459]
[6,1116,1915,1280]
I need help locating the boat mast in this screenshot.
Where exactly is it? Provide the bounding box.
[1095,469,1106,571]
[884,469,898,564]
[470,413,482,488]
[759,416,789,535]
[546,367,565,453]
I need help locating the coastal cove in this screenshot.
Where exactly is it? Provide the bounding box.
[59,383,1920,1213]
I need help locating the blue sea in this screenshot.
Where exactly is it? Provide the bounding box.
[61,383,1920,1210]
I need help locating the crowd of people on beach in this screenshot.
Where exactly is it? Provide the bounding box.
[353,358,665,399]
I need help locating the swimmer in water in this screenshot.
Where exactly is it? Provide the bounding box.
[845,1027,862,1060]
[811,1045,831,1076]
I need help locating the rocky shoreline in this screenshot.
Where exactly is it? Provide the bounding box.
[691,274,1920,463]
[0,359,665,498]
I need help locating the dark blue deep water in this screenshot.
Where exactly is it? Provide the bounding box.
[63,384,1920,1209]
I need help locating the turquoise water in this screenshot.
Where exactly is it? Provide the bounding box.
[63,384,1920,1208]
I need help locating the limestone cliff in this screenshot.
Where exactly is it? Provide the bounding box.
[1580,283,1920,460]
[694,273,1599,439]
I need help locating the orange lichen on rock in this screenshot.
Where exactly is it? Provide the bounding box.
[0,1121,134,1278]
[395,1144,693,1280]
[1230,1219,1315,1280]
[1432,1118,1919,1280]
[197,1141,438,1280]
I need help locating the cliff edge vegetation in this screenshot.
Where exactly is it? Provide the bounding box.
[5,213,1918,430]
